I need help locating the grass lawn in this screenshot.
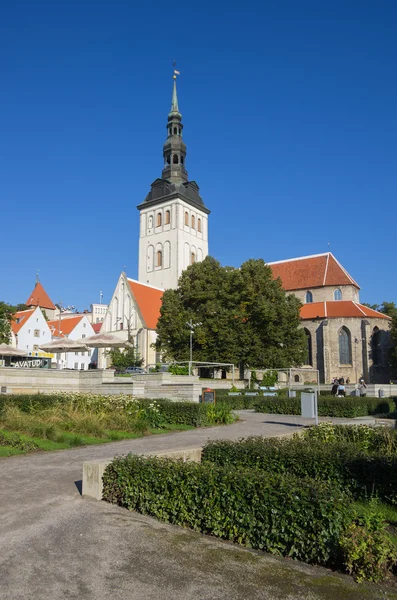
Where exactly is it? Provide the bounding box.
[0,423,194,457]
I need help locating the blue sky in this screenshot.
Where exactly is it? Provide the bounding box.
[1,0,396,309]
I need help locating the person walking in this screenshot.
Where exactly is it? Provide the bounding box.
[337,379,346,397]
[358,378,367,397]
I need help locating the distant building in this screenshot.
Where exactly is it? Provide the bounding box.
[268,253,391,383]
[26,281,57,320]
[11,306,52,356]
[89,303,108,324]
[47,315,95,370]
[99,273,162,368]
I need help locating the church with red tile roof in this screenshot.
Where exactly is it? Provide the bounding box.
[267,252,391,384]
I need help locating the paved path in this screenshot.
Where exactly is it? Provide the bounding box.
[0,412,393,600]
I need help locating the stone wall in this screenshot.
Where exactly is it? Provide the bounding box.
[293,284,359,304]
[301,316,390,384]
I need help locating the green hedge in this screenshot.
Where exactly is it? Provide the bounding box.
[102,454,350,565]
[138,399,233,427]
[201,437,397,504]
[253,396,395,417]
[0,394,233,428]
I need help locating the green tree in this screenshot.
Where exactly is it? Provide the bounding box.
[0,302,15,344]
[108,345,143,371]
[155,256,306,373]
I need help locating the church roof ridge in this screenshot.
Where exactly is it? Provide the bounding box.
[126,277,164,292]
[268,252,331,265]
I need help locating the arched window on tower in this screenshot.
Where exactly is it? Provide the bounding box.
[185,211,189,226]
[165,210,170,225]
[157,250,162,268]
[157,213,162,227]
[181,156,184,165]
[304,328,313,366]
[169,127,172,136]
[197,218,202,232]
[339,326,352,364]
[305,291,313,303]
[173,154,179,164]
[191,252,196,265]
[173,127,177,135]
[166,155,171,165]
[191,215,195,229]
[334,288,342,301]
[371,326,381,365]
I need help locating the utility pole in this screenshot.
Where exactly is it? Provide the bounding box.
[186,320,202,376]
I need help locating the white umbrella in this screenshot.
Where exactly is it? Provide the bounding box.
[39,338,89,353]
[0,343,27,357]
[77,333,133,348]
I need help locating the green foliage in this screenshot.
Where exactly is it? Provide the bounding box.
[303,422,397,457]
[253,396,394,417]
[201,436,397,504]
[138,399,235,427]
[168,364,189,375]
[155,256,306,370]
[0,431,38,452]
[0,301,14,343]
[103,454,350,565]
[339,499,397,582]
[261,370,278,387]
[108,345,143,370]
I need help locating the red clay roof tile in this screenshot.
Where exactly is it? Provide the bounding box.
[127,279,163,330]
[269,253,359,291]
[11,309,35,334]
[26,282,56,310]
[47,315,84,337]
[301,301,390,320]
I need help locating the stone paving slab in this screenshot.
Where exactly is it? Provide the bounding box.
[1,411,395,600]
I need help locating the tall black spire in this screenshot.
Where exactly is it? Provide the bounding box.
[162,73,188,183]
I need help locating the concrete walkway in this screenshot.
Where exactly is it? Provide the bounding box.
[0,411,394,600]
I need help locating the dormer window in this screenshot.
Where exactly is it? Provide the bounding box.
[334,288,342,301]
[305,291,313,303]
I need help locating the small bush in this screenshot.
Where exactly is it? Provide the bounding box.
[103,454,351,565]
[339,500,397,582]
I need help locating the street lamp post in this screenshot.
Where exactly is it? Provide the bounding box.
[186,320,202,376]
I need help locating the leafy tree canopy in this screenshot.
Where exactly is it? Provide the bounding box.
[155,257,307,369]
[108,344,143,371]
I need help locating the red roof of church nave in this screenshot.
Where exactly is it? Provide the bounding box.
[127,278,163,330]
[268,253,360,291]
[47,315,84,337]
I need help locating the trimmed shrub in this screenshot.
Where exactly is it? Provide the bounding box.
[201,436,397,504]
[254,396,394,417]
[102,454,351,565]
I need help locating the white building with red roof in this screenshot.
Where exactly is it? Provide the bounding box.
[47,315,95,370]
[11,306,53,358]
[268,253,391,384]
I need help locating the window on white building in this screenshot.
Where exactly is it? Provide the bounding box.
[80,364,85,370]
[33,345,39,351]
[74,362,78,369]
[34,329,40,337]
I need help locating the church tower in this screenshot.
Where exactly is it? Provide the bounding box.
[137,71,210,290]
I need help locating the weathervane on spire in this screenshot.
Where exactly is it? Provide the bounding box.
[173,60,180,80]
[36,270,40,284]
